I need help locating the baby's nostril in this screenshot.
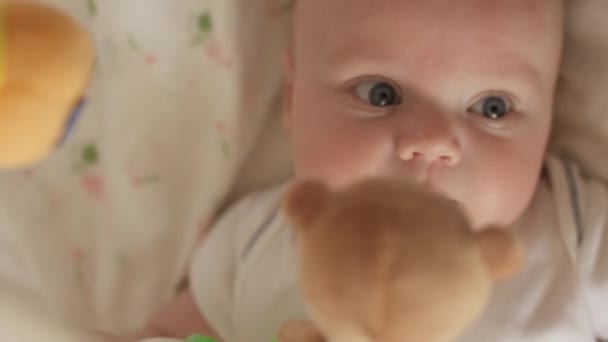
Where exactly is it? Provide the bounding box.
[440,155,450,163]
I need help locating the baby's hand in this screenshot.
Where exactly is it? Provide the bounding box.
[97,331,152,342]
[143,288,220,339]
[105,334,213,342]
[277,320,325,342]
[136,335,217,342]
[91,330,141,342]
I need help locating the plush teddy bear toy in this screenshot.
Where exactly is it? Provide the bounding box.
[278,178,525,342]
[0,1,94,168]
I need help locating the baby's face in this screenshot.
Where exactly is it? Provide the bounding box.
[284,0,564,228]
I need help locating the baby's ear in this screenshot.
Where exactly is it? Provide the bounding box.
[282,180,331,230]
[474,227,526,280]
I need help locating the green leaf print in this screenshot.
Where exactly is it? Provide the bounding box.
[127,34,140,52]
[221,139,230,159]
[86,0,98,17]
[132,174,161,188]
[192,12,213,46]
[198,12,213,33]
[278,0,296,13]
[82,143,99,164]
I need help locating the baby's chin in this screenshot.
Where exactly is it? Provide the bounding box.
[468,204,529,231]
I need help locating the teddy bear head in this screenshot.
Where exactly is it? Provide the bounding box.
[282,178,524,342]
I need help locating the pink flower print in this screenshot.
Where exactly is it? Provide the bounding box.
[215,121,228,133]
[204,39,234,68]
[21,168,36,179]
[129,177,141,189]
[125,156,161,190]
[82,173,105,200]
[144,54,158,66]
[72,144,106,198]
[72,248,86,263]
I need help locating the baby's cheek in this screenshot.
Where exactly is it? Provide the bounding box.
[473,153,541,226]
[292,140,363,185]
[292,125,387,188]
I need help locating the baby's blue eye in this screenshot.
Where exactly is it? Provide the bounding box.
[469,96,512,120]
[354,81,401,107]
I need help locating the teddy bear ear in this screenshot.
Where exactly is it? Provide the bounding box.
[475,227,526,280]
[282,180,331,230]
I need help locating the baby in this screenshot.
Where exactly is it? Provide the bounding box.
[138,0,608,341]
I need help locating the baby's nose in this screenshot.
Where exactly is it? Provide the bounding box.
[398,141,460,166]
[397,125,461,166]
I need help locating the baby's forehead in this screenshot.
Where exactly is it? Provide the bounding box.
[297,0,563,43]
[295,0,553,16]
[292,0,563,81]
[295,0,553,36]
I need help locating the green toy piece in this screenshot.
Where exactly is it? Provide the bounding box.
[186,334,216,342]
[185,333,280,342]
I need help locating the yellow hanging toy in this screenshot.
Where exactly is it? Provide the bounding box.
[0,1,94,168]
[0,4,6,86]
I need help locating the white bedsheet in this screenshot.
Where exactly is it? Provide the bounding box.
[550,0,608,183]
[0,0,292,339]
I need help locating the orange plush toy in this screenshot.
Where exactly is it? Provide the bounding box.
[278,178,525,342]
[0,1,94,168]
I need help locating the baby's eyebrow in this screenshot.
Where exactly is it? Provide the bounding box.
[324,46,545,95]
[477,58,544,93]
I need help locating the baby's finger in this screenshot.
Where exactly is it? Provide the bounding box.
[277,320,325,342]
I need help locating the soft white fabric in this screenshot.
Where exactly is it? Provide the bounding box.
[549,0,608,183]
[190,155,608,342]
[0,0,292,339]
